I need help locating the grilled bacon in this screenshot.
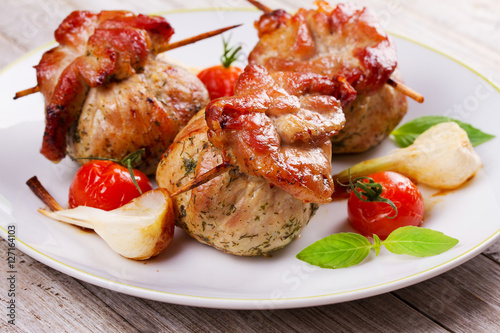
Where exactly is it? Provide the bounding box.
[205,64,350,203]
[35,11,209,173]
[248,1,408,153]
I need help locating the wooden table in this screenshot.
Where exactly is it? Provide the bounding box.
[1,0,499,331]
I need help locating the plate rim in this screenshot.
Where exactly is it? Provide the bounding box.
[1,7,499,310]
[1,225,500,309]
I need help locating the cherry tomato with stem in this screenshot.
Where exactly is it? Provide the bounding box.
[346,171,424,239]
[197,36,244,100]
[69,149,153,211]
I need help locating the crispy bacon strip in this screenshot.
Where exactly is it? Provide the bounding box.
[36,11,175,162]
[248,1,397,95]
[206,64,349,203]
[248,0,424,103]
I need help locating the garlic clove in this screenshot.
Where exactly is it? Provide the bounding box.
[397,122,482,189]
[40,188,175,260]
[334,122,482,190]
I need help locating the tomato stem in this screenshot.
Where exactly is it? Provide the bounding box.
[73,149,146,194]
[338,169,398,218]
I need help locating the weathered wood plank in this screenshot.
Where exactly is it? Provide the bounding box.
[78,280,174,332]
[484,240,500,262]
[0,238,139,332]
[80,277,446,332]
[393,254,500,332]
[384,0,500,86]
[139,294,446,333]
[0,0,72,54]
[0,33,26,69]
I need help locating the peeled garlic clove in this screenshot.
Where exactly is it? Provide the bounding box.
[40,189,175,260]
[334,122,482,190]
[396,122,482,189]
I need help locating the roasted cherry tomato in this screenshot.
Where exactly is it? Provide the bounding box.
[69,160,153,211]
[347,171,424,239]
[197,37,243,100]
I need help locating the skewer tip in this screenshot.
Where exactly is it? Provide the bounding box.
[170,162,232,197]
[387,78,424,103]
[159,24,243,53]
[247,0,272,14]
[13,85,40,100]
[26,176,64,212]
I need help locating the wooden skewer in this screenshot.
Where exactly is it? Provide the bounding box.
[247,0,272,14]
[170,81,424,196]
[247,0,424,104]
[170,2,424,198]
[13,85,40,100]
[27,160,232,214]
[170,162,233,197]
[158,24,242,53]
[26,176,64,212]
[387,77,424,103]
[14,25,241,99]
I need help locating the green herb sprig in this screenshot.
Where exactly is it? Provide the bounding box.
[391,115,494,148]
[296,226,459,269]
[220,36,242,68]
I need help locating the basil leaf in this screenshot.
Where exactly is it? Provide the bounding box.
[383,226,458,257]
[391,116,495,147]
[296,233,372,269]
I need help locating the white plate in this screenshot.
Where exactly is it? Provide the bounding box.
[1,9,499,310]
